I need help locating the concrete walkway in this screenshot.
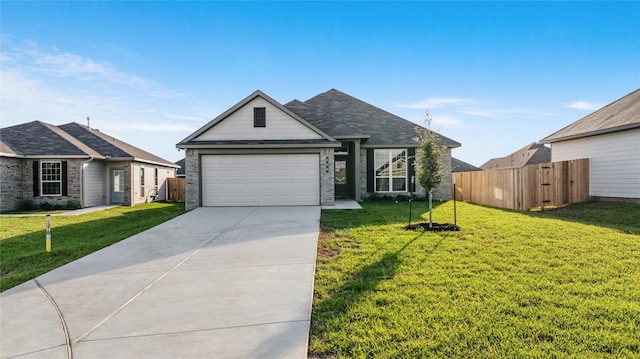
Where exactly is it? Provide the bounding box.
[0,205,119,217]
[321,199,362,210]
[1,206,320,359]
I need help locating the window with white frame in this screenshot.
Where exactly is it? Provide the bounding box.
[140,167,145,198]
[374,149,407,192]
[41,161,62,196]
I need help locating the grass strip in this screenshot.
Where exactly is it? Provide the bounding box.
[0,202,185,292]
[310,200,640,358]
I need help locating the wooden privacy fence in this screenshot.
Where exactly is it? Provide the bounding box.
[453,158,589,211]
[167,177,186,202]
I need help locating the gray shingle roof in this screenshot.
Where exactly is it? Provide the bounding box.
[541,88,640,143]
[452,157,483,172]
[0,121,88,157]
[480,142,551,170]
[298,89,461,148]
[1,121,177,167]
[0,140,17,156]
[284,99,366,139]
[59,123,176,166]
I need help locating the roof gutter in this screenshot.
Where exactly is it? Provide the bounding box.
[20,155,95,159]
[103,156,180,168]
[176,143,341,150]
[540,123,640,144]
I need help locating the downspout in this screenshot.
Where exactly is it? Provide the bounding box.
[80,156,94,208]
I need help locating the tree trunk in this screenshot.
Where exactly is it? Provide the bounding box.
[428,191,433,228]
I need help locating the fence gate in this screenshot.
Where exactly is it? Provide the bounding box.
[167,178,186,202]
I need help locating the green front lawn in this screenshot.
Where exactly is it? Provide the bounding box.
[311,200,640,358]
[0,202,185,292]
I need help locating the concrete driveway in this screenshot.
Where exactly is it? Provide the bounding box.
[1,206,320,359]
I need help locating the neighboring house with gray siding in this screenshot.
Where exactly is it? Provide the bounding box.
[0,121,179,211]
[177,89,461,209]
[540,89,640,200]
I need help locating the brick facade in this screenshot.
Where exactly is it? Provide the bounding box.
[0,158,84,210]
[185,149,200,211]
[1,157,24,211]
[319,148,335,206]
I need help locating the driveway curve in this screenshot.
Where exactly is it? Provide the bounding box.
[1,206,320,359]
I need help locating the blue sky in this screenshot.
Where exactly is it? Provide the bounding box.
[2,1,639,166]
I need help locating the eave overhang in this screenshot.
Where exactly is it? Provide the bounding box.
[540,123,640,144]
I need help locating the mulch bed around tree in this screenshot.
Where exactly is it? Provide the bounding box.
[404,222,460,231]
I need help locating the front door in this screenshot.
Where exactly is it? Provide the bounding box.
[335,155,349,198]
[111,169,124,204]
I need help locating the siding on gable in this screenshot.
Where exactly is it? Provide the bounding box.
[195,97,324,141]
[551,128,640,198]
[83,160,107,207]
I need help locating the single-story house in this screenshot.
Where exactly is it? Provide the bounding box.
[176,89,461,209]
[540,88,640,200]
[480,142,551,170]
[0,121,179,211]
[452,157,483,172]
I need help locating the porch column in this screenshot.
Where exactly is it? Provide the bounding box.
[354,139,361,201]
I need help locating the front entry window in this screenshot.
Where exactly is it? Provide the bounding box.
[113,170,124,193]
[374,149,407,192]
[335,160,347,185]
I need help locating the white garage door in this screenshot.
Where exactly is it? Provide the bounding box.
[201,154,320,206]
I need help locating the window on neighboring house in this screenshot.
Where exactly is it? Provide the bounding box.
[41,161,62,196]
[154,168,159,187]
[140,167,145,198]
[374,149,407,192]
[254,107,266,127]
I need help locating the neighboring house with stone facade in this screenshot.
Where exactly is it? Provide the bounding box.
[0,121,179,211]
[176,89,461,209]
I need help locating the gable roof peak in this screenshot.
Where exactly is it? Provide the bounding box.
[177,89,338,146]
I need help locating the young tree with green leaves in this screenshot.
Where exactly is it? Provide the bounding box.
[413,112,445,228]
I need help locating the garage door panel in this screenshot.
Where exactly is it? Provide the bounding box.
[202,154,319,206]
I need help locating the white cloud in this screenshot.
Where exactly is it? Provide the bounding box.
[0,37,205,162]
[495,109,557,117]
[432,115,466,128]
[396,97,474,109]
[1,38,190,126]
[460,110,496,118]
[162,112,208,123]
[99,122,200,133]
[567,101,600,110]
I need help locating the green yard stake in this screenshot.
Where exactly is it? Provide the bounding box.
[46,214,51,252]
